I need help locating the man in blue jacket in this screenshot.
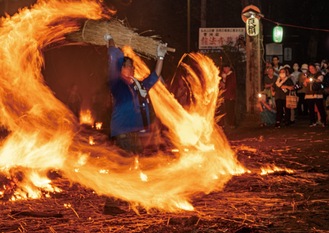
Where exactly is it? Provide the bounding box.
[103,35,167,214]
[107,35,166,155]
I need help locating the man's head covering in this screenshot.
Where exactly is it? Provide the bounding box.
[301,64,308,70]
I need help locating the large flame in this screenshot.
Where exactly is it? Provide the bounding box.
[0,0,245,212]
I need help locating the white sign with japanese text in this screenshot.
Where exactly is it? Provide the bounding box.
[199,28,245,50]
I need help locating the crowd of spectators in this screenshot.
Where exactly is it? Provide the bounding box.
[258,56,329,128]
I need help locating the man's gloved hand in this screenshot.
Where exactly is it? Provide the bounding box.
[104,33,114,48]
[157,43,167,59]
[104,33,113,42]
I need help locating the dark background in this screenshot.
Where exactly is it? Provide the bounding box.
[108,0,329,64]
[1,0,328,110]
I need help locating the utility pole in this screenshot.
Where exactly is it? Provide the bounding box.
[187,0,190,52]
[200,0,206,28]
[241,4,262,113]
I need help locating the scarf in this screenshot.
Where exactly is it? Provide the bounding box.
[132,77,148,98]
[275,76,288,88]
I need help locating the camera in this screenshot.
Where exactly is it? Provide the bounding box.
[257,93,266,102]
[294,83,302,90]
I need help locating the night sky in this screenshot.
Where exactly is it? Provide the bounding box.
[1,0,328,61]
[107,0,329,62]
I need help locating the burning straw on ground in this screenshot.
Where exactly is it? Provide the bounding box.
[0,1,328,233]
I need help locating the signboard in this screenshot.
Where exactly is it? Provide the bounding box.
[266,43,283,55]
[199,28,245,51]
[284,47,292,61]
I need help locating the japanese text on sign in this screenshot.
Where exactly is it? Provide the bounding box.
[199,28,245,50]
[246,16,259,36]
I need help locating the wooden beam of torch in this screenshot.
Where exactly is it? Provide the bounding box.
[67,19,175,59]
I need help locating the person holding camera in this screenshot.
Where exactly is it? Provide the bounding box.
[272,67,294,128]
[257,92,276,127]
[304,64,326,127]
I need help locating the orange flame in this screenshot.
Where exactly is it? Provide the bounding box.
[0,0,109,200]
[260,165,294,175]
[95,122,103,130]
[0,0,246,212]
[79,109,94,125]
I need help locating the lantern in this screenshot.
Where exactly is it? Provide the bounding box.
[246,14,259,36]
[273,25,283,43]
